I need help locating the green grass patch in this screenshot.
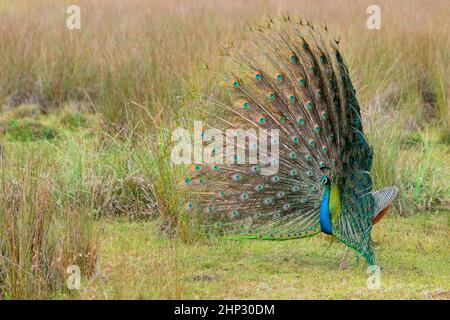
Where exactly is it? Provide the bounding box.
[2,119,57,142]
[59,112,89,129]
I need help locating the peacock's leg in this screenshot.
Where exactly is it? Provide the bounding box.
[339,247,350,270]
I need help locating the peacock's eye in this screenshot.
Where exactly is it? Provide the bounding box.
[320,175,329,186]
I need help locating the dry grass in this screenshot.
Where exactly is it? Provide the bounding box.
[0,0,448,123]
[0,155,100,299]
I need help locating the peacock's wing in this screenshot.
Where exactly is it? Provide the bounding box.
[372,186,399,220]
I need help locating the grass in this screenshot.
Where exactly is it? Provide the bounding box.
[72,211,449,299]
[0,0,449,299]
[1,118,58,142]
[0,153,100,299]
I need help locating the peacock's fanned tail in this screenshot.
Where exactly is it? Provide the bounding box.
[185,17,377,265]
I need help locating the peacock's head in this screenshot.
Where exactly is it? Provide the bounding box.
[320,175,330,187]
[319,165,333,188]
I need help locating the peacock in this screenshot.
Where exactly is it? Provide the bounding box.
[184,16,398,266]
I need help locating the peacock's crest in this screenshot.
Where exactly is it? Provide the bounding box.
[183,17,398,266]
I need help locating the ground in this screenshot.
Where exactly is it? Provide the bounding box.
[68,211,449,299]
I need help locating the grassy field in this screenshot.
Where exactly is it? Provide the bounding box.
[68,212,450,300]
[0,0,449,299]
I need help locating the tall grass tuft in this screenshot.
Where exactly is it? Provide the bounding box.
[0,156,100,299]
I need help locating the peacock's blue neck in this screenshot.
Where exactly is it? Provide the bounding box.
[320,182,333,235]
